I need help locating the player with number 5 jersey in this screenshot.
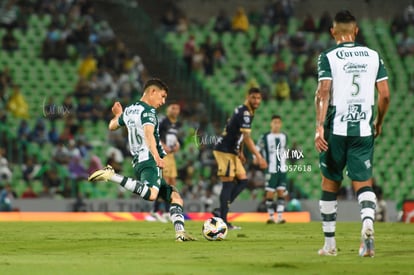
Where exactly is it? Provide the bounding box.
[314,10,390,257]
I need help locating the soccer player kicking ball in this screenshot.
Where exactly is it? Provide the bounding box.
[88,78,196,242]
[315,10,390,256]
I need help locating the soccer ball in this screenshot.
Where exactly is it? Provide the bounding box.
[202,217,228,241]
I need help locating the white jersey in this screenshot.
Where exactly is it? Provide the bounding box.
[318,42,388,136]
[118,101,165,163]
[256,132,288,173]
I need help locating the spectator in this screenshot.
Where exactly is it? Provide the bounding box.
[302,54,317,80]
[271,54,287,82]
[192,47,204,73]
[78,52,97,79]
[264,26,289,55]
[232,7,249,33]
[67,139,81,159]
[231,66,247,86]
[200,36,215,76]
[22,156,41,183]
[390,12,407,35]
[61,94,76,116]
[183,35,196,74]
[308,33,326,55]
[176,15,189,34]
[52,140,70,165]
[275,76,290,100]
[160,9,178,32]
[0,184,19,211]
[17,119,31,143]
[96,21,115,45]
[213,9,231,34]
[87,155,103,176]
[289,31,308,55]
[287,60,300,85]
[404,3,414,25]
[302,13,317,32]
[250,33,263,58]
[30,118,48,146]
[41,163,69,194]
[7,85,29,119]
[76,96,93,121]
[48,123,60,145]
[213,41,227,68]
[21,185,38,199]
[397,31,414,57]
[91,95,106,123]
[68,155,88,181]
[2,28,18,52]
[317,11,332,34]
[0,0,18,29]
[0,156,12,184]
[289,77,305,100]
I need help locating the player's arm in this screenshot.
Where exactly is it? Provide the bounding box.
[108,102,123,131]
[314,79,331,152]
[143,124,164,168]
[374,80,390,138]
[242,130,267,169]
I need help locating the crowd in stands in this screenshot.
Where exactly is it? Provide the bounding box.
[160,1,336,101]
[0,0,228,204]
[0,0,151,201]
[392,3,414,57]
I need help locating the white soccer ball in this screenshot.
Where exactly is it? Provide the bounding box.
[202,217,228,241]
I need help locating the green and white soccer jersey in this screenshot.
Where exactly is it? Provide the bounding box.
[318,42,388,137]
[256,132,288,173]
[118,101,166,163]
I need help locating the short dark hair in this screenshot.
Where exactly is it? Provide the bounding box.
[271,115,282,120]
[248,87,261,95]
[143,78,169,93]
[334,10,356,24]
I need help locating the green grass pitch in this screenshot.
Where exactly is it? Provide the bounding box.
[0,221,412,275]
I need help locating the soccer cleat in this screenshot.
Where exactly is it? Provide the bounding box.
[88,165,115,182]
[359,228,375,257]
[276,219,286,224]
[175,231,197,242]
[318,247,338,256]
[227,223,242,230]
[266,219,275,224]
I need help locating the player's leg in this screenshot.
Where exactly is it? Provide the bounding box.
[318,176,340,256]
[88,162,160,201]
[231,156,248,203]
[152,154,177,221]
[348,136,376,257]
[264,173,276,223]
[212,151,236,227]
[318,134,345,256]
[158,179,196,241]
[275,173,288,224]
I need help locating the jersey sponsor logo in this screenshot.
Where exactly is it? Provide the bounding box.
[125,108,140,115]
[343,62,368,73]
[127,119,136,127]
[340,104,367,122]
[336,49,370,60]
[243,116,250,123]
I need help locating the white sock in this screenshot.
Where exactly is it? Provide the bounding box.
[110,173,124,184]
[320,200,337,248]
[358,191,376,233]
